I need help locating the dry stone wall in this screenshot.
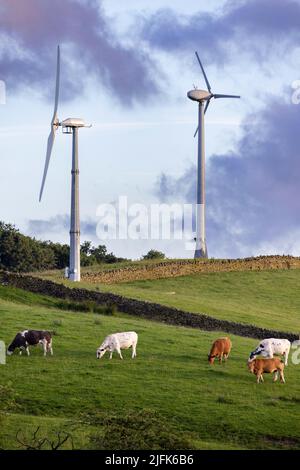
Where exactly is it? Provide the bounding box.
[0,270,298,342]
[81,256,300,284]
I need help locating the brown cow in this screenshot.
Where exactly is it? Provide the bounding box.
[208,337,232,364]
[248,357,285,383]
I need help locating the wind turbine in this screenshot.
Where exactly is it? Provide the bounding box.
[187,51,240,259]
[39,46,91,282]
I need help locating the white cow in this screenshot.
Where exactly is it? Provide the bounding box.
[248,338,291,365]
[97,331,138,360]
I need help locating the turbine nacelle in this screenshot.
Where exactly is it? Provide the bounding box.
[61,118,86,128]
[187,89,211,102]
[189,51,240,137]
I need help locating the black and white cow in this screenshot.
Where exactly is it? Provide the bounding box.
[248,338,291,365]
[7,330,53,357]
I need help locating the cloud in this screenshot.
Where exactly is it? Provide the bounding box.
[155,98,300,257]
[139,0,300,63]
[0,0,159,105]
[27,214,97,240]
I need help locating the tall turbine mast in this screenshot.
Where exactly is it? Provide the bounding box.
[39,46,91,282]
[187,51,240,259]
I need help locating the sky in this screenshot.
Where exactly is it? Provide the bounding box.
[0,0,300,260]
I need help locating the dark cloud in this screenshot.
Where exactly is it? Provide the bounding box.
[140,0,300,63]
[0,0,159,105]
[155,98,300,257]
[28,214,97,240]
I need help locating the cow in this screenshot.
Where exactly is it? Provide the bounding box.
[208,337,232,364]
[248,357,285,384]
[7,330,53,357]
[97,331,138,360]
[248,338,291,365]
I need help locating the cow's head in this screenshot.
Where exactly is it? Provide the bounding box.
[7,342,16,355]
[248,352,256,361]
[7,333,23,355]
[208,354,215,364]
[249,345,263,361]
[247,359,256,373]
[96,347,106,359]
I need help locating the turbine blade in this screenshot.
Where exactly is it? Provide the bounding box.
[213,94,240,99]
[195,51,211,92]
[52,45,60,121]
[39,125,57,202]
[193,126,199,138]
[39,46,60,202]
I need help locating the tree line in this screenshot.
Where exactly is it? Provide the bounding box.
[0,222,125,272]
[0,222,166,273]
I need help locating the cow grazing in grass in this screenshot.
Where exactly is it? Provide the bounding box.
[97,331,138,360]
[248,338,291,365]
[7,330,53,357]
[248,357,285,383]
[208,337,232,364]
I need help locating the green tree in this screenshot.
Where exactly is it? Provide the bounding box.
[90,244,107,262]
[0,222,55,272]
[142,249,166,260]
[45,242,69,269]
[81,241,92,256]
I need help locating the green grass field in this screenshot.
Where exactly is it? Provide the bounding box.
[74,269,300,333]
[1,285,300,450]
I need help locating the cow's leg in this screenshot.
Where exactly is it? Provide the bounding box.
[42,339,48,356]
[48,340,53,356]
[283,349,289,366]
[132,343,137,359]
[219,353,223,363]
[273,371,278,382]
[280,370,285,383]
[109,350,113,359]
[19,349,22,356]
[257,373,263,383]
[117,347,123,360]
[26,347,30,356]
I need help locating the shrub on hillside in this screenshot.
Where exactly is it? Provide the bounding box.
[89,410,196,450]
[55,299,116,315]
[0,383,20,412]
[142,249,166,261]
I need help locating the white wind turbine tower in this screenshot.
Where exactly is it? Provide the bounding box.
[188,51,240,259]
[39,46,91,282]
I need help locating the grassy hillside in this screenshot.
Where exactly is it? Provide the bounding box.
[0,285,300,450]
[69,269,300,333]
[36,256,300,285]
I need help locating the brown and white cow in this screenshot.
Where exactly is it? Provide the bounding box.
[7,330,53,357]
